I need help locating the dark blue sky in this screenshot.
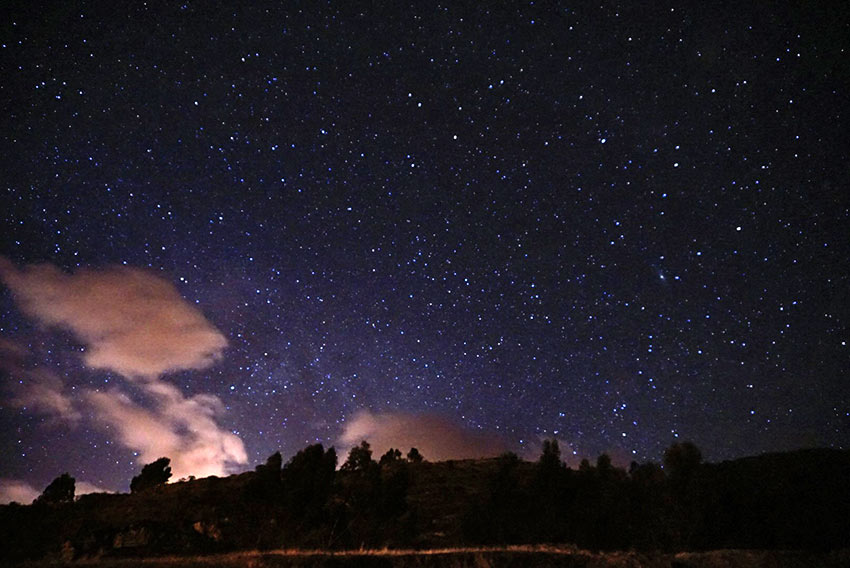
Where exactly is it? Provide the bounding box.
[1,1,848,496]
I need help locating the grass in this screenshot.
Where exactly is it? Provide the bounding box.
[16,546,850,568]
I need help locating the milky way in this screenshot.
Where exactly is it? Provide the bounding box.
[1,2,848,499]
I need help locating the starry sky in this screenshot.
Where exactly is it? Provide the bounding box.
[1,2,848,500]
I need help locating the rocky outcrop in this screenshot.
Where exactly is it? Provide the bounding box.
[192,520,222,542]
[113,525,151,549]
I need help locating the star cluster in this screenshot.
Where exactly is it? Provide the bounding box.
[1,2,848,495]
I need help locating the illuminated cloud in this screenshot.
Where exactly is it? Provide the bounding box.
[0,478,111,504]
[0,339,80,424]
[86,388,182,461]
[0,257,246,480]
[0,337,27,362]
[0,479,40,505]
[7,369,81,423]
[76,481,111,495]
[86,384,247,480]
[339,410,510,461]
[0,257,227,378]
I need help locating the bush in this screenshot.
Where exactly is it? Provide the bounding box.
[35,473,75,505]
[130,457,172,493]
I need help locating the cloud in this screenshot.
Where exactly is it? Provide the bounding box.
[0,339,80,424]
[0,337,27,363]
[1,257,247,480]
[86,384,247,480]
[339,410,510,462]
[0,478,112,504]
[7,369,81,423]
[0,257,227,378]
[86,388,182,460]
[0,479,40,505]
[76,481,111,495]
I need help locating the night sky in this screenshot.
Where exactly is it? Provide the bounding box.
[1,2,848,501]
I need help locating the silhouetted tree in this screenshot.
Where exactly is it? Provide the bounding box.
[281,444,337,528]
[266,451,283,474]
[341,440,377,473]
[531,440,570,542]
[464,452,532,544]
[537,439,562,478]
[628,461,667,548]
[332,441,384,547]
[663,441,702,487]
[255,451,283,477]
[663,441,704,548]
[248,451,284,501]
[377,452,413,542]
[406,447,423,463]
[379,448,403,467]
[596,453,614,477]
[34,473,75,505]
[130,457,172,493]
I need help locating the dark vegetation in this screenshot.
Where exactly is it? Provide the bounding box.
[33,472,75,506]
[1,442,848,565]
[130,457,172,493]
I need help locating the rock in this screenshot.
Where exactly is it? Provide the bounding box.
[193,521,222,541]
[113,526,150,549]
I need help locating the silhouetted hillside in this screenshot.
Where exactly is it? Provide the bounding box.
[1,444,848,565]
[696,448,850,550]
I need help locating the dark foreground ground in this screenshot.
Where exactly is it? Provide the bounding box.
[11,547,850,568]
[6,448,848,565]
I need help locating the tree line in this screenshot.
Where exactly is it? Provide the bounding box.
[462,440,848,550]
[12,439,849,560]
